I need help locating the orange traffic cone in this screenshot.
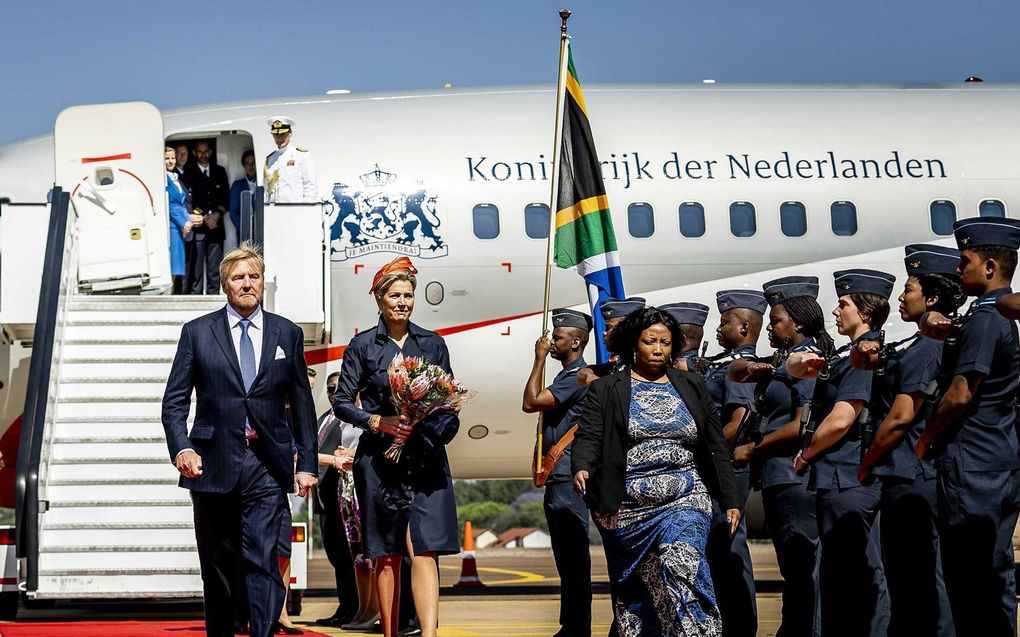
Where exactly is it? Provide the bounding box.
[454,520,485,587]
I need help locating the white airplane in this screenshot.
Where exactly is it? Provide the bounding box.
[0,82,1015,603]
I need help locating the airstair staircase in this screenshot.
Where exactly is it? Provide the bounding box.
[35,294,224,597]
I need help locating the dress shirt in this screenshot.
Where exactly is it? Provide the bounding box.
[198,163,210,178]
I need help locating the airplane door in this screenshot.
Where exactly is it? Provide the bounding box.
[54,102,171,292]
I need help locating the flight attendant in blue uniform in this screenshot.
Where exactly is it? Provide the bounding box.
[660,302,710,370]
[522,308,593,637]
[792,269,894,637]
[334,257,460,637]
[855,245,960,637]
[729,276,822,637]
[916,217,1020,636]
[703,290,766,637]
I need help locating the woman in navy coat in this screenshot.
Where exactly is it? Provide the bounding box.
[334,256,459,637]
[164,147,192,294]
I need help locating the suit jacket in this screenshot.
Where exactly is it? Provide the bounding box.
[161,306,317,493]
[571,367,739,514]
[184,163,229,242]
[313,409,343,513]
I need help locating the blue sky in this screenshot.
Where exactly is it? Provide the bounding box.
[2,0,1019,144]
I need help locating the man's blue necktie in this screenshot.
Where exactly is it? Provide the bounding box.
[239,319,257,438]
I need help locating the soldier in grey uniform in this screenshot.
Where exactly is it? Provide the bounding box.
[522,308,593,637]
[660,302,709,370]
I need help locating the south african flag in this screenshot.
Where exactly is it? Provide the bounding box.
[554,42,625,362]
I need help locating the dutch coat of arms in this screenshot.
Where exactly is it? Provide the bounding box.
[328,164,448,261]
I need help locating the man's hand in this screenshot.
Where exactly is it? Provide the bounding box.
[850,340,881,370]
[726,508,742,536]
[920,311,953,341]
[573,470,589,496]
[175,450,203,478]
[534,334,552,360]
[190,212,204,224]
[577,367,598,387]
[732,443,754,469]
[204,212,220,229]
[793,450,810,476]
[914,433,934,460]
[787,352,824,379]
[294,472,317,497]
[857,460,876,486]
[745,362,776,379]
[377,415,412,442]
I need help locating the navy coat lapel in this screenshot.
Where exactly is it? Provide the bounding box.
[210,308,244,392]
[251,312,280,391]
[612,372,631,422]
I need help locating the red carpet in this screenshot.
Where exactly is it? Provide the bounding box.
[0,621,330,636]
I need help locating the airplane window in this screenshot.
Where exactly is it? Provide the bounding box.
[830,201,858,236]
[729,202,756,238]
[524,203,550,239]
[979,199,1006,218]
[929,200,956,235]
[628,202,655,238]
[678,203,706,238]
[472,204,500,239]
[780,201,807,237]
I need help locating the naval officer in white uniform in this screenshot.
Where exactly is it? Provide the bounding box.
[264,117,317,203]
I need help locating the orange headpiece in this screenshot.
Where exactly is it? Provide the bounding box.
[370,256,418,295]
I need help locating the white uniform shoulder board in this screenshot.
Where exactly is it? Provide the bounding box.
[296,147,309,152]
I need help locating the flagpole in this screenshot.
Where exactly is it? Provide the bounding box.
[534,8,572,484]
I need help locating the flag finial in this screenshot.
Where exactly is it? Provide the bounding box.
[559,9,571,34]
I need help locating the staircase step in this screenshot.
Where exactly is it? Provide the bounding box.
[50,441,169,460]
[40,550,199,572]
[46,483,182,502]
[61,361,173,378]
[64,324,186,340]
[52,435,166,444]
[41,544,195,553]
[62,343,179,359]
[48,477,177,486]
[59,377,168,384]
[48,462,176,483]
[49,454,168,464]
[56,400,167,419]
[35,574,202,597]
[43,504,192,526]
[52,421,171,441]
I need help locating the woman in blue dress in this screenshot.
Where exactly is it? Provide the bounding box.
[333,256,459,637]
[164,146,192,294]
[572,306,740,636]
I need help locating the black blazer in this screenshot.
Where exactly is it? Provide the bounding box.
[161,307,318,493]
[184,163,229,241]
[570,368,739,514]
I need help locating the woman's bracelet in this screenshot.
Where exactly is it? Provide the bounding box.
[368,414,381,432]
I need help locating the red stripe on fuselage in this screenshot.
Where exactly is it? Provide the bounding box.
[81,153,132,164]
[303,310,544,366]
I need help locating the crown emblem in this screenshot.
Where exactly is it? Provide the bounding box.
[359,164,397,187]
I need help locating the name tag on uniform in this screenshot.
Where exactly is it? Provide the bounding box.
[287,160,295,166]
[275,346,287,360]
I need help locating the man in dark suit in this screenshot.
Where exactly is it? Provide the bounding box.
[162,242,317,637]
[185,140,230,294]
[229,150,258,241]
[314,371,359,628]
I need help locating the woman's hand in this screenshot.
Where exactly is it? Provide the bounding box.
[573,470,589,496]
[732,443,755,469]
[377,415,412,442]
[850,340,881,370]
[189,212,204,224]
[919,311,953,341]
[577,367,598,387]
[333,446,355,472]
[182,221,192,237]
[787,352,824,379]
[726,508,742,536]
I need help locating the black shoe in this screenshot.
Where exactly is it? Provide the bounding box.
[398,628,422,636]
[315,614,351,627]
[274,623,304,635]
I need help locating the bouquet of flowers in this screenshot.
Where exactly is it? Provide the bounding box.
[384,353,473,462]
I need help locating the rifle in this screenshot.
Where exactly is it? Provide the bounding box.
[731,337,792,451]
[691,341,711,375]
[920,313,966,424]
[799,343,850,455]
[858,330,886,464]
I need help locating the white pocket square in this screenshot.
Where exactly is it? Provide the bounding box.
[275,346,287,360]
